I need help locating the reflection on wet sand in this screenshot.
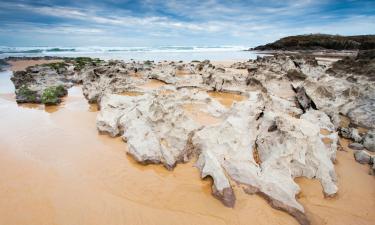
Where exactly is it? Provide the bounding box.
[208,91,247,108]
[18,103,61,113]
[9,87,98,114]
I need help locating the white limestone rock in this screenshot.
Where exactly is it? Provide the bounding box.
[97,90,221,169]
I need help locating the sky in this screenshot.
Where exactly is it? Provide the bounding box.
[0,0,374,47]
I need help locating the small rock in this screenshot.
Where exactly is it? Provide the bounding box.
[354,150,371,164]
[338,127,362,143]
[363,130,375,152]
[348,143,364,150]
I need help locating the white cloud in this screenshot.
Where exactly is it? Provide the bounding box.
[0,0,373,46]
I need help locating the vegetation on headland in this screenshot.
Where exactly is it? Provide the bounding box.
[252,34,375,51]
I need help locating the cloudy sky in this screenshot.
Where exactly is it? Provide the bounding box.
[0,0,374,47]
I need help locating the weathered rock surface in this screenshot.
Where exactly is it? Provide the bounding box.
[11,63,72,104]
[348,143,364,150]
[81,60,148,103]
[339,127,363,143]
[97,89,226,169]
[10,57,103,104]
[10,53,375,224]
[363,130,375,152]
[354,150,372,164]
[232,54,375,130]
[97,86,337,225]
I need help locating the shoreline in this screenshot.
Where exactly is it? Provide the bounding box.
[3,48,357,70]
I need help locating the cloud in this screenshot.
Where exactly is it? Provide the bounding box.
[0,0,374,46]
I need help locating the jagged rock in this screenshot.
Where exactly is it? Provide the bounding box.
[81,61,149,103]
[292,86,317,113]
[97,89,221,169]
[348,143,364,150]
[338,127,363,142]
[354,150,371,164]
[286,69,307,81]
[340,99,375,129]
[300,110,338,161]
[193,93,337,225]
[196,150,235,207]
[193,92,264,208]
[363,130,375,152]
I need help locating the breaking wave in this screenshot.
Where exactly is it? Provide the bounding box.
[0,46,248,54]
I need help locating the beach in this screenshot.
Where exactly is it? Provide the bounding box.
[0,58,374,225]
[2,0,375,224]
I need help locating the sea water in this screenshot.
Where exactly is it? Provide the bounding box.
[0,45,260,61]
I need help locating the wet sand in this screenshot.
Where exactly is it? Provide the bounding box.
[7,59,63,71]
[296,138,375,225]
[0,61,374,225]
[0,86,299,225]
[207,91,247,108]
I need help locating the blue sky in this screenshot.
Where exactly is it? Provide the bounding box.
[0,0,374,47]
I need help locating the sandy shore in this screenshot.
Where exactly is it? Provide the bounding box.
[0,59,374,225]
[5,58,248,72]
[7,59,64,71]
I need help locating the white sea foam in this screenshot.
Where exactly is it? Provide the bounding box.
[0,45,259,61]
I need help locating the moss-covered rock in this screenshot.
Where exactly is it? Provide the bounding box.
[41,85,67,105]
[16,85,38,103]
[72,57,103,71]
[44,62,68,73]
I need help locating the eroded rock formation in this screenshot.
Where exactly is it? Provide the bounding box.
[9,53,375,224]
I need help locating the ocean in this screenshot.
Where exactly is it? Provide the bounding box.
[0,46,260,61]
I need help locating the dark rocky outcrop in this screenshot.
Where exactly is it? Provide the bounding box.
[328,49,375,81]
[0,58,9,71]
[252,34,375,51]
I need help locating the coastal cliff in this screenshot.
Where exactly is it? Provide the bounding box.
[252,34,375,51]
